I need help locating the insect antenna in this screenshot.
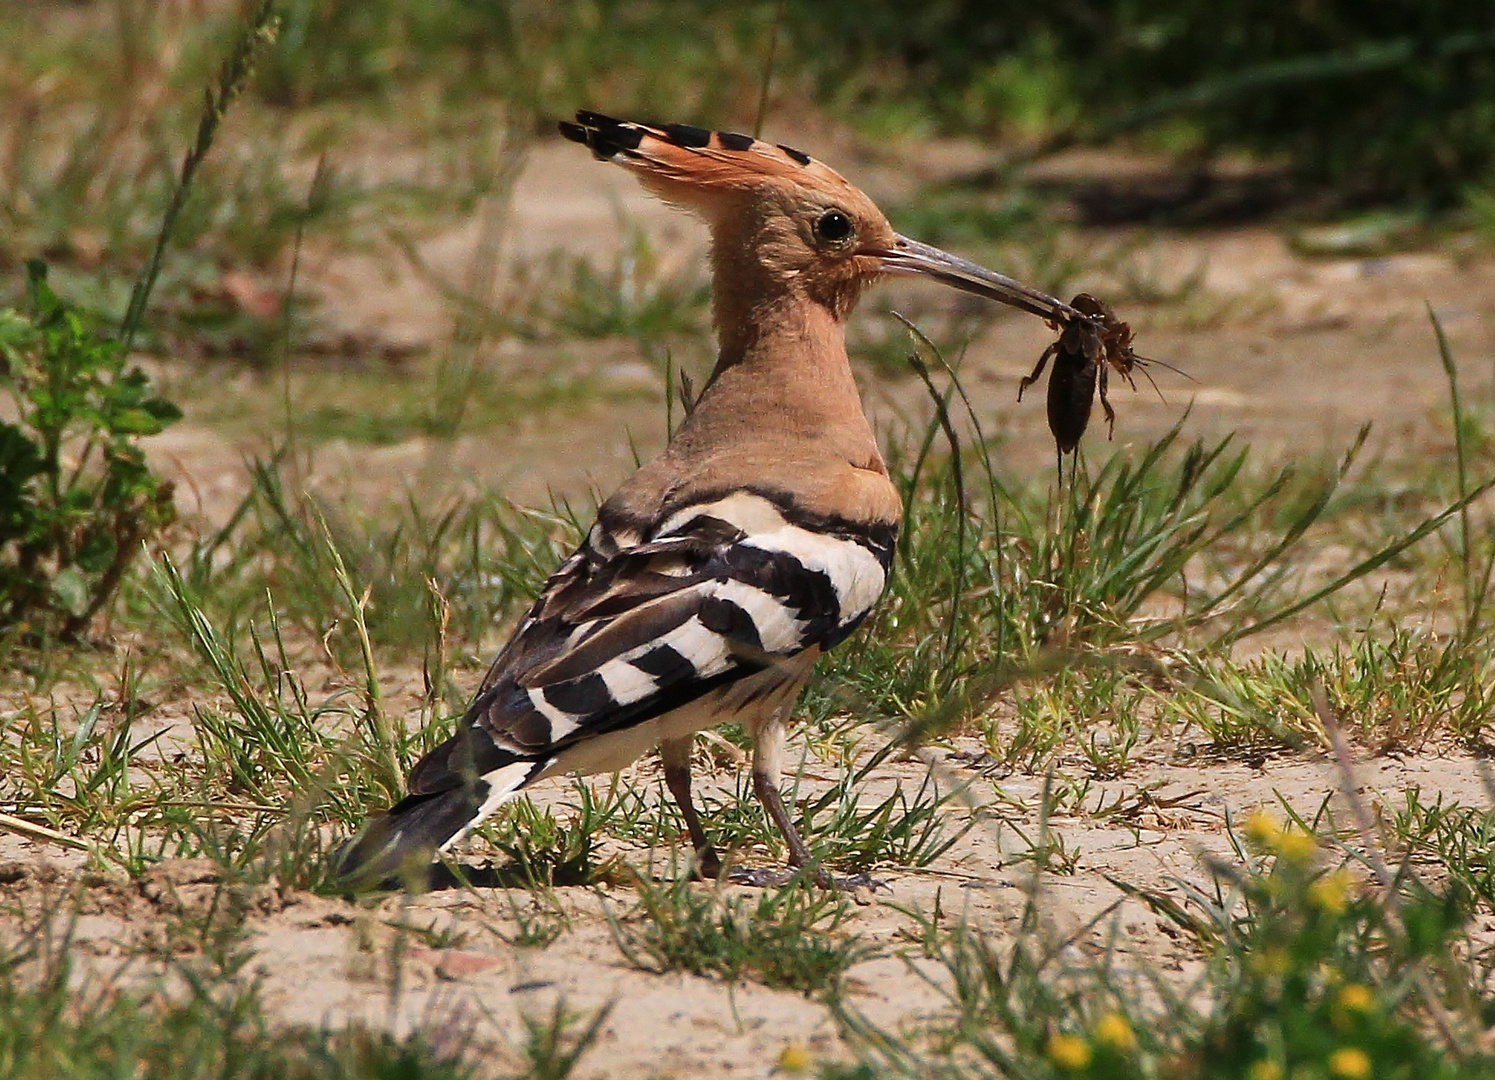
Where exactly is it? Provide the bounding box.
[1130,353,1195,404]
[1136,353,1195,381]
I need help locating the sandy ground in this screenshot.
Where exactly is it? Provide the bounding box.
[7,131,1495,1076]
[3,731,1491,1077]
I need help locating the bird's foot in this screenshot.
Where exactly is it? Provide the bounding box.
[726,865,799,888]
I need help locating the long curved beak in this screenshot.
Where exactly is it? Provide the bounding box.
[872,235,1081,325]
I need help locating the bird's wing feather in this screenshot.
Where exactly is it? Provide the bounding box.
[405,488,894,796]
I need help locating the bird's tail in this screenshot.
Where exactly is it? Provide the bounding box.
[330,761,540,891]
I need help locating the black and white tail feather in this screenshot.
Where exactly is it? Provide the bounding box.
[332,487,894,888]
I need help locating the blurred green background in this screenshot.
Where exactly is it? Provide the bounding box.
[244,0,1495,208]
[3,0,1494,348]
[8,1,1495,205]
[793,0,1495,208]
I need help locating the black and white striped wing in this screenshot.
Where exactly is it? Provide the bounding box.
[405,489,895,795]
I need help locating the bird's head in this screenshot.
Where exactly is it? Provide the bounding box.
[561,111,1084,340]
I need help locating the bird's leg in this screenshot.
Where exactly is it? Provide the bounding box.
[754,769,820,873]
[738,718,834,888]
[659,735,721,880]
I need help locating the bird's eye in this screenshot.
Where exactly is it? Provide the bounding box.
[813,209,855,246]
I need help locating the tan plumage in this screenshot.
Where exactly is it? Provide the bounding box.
[333,111,1092,889]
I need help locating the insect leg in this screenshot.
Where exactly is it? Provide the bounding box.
[1019,343,1057,402]
[1099,364,1117,439]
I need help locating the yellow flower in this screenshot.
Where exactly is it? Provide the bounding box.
[1274,827,1318,863]
[1250,947,1291,978]
[774,1043,812,1075]
[1337,983,1375,1013]
[1248,1061,1284,1080]
[1048,1033,1092,1070]
[1244,811,1284,849]
[1094,1013,1136,1052]
[1329,1046,1372,1079]
[1310,870,1354,914]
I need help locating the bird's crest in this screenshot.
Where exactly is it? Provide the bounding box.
[559,110,870,221]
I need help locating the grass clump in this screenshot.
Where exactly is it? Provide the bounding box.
[686,743,968,874]
[988,664,1149,778]
[508,998,613,1080]
[142,546,415,888]
[612,874,873,994]
[1169,625,1495,753]
[795,747,970,872]
[176,454,576,659]
[469,782,639,888]
[1383,792,1495,913]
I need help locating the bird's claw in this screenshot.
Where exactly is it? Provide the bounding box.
[727,865,798,888]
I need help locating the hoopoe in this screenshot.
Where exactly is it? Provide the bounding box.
[334,111,1089,888]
